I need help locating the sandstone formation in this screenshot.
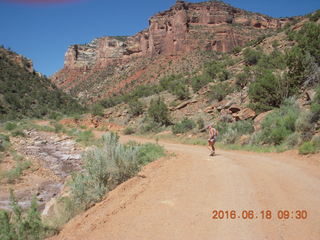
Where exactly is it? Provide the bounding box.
[52,1,290,100]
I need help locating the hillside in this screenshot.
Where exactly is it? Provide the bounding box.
[52,0,291,101]
[0,47,82,121]
[54,8,320,155]
[50,1,320,154]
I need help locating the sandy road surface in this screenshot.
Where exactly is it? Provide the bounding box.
[50,136,320,240]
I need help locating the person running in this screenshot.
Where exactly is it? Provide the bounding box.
[207,125,218,156]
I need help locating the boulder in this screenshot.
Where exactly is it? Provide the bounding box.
[254,110,273,131]
[221,108,232,115]
[233,108,256,121]
[216,99,234,111]
[170,99,198,111]
[204,106,215,113]
[229,104,241,113]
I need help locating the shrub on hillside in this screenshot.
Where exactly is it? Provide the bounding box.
[243,48,263,65]
[123,127,135,135]
[311,135,320,148]
[159,75,190,100]
[99,84,161,110]
[299,141,317,155]
[217,120,254,144]
[5,161,31,184]
[172,82,190,100]
[310,85,320,123]
[197,118,205,130]
[0,191,46,240]
[70,132,165,208]
[129,84,161,100]
[207,82,233,102]
[0,134,10,152]
[135,143,165,165]
[128,99,144,116]
[294,86,320,141]
[172,118,196,134]
[190,74,211,92]
[75,130,94,145]
[217,69,231,82]
[52,122,64,133]
[235,67,251,88]
[254,98,300,145]
[90,103,104,117]
[233,46,242,54]
[4,122,17,131]
[285,47,312,91]
[71,132,138,206]
[204,61,227,80]
[11,130,26,138]
[309,9,320,22]
[139,121,163,134]
[148,98,171,126]
[48,111,63,121]
[295,111,314,141]
[159,75,181,90]
[286,22,320,88]
[100,96,122,108]
[284,133,302,149]
[248,70,286,113]
[257,50,286,70]
[294,22,320,65]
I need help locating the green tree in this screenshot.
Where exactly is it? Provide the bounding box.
[148,98,171,125]
[243,48,263,65]
[172,82,190,100]
[190,74,211,92]
[285,22,320,88]
[295,22,320,64]
[159,75,190,100]
[235,67,251,88]
[208,82,233,102]
[249,70,285,113]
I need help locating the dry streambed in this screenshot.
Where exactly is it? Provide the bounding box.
[0,130,83,211]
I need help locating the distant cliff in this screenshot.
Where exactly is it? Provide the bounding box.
[52,1,290,101]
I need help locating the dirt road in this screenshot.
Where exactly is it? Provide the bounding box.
[50,136,320,240]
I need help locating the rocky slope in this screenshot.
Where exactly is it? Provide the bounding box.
[0,47,34,73]
[52,1,291,101]
[0,129,82,212]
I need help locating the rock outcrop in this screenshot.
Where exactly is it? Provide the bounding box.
[52,1,290,100]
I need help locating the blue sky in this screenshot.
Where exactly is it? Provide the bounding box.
[0,0,319,76]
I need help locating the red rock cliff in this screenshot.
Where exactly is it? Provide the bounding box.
[52,1,289,99]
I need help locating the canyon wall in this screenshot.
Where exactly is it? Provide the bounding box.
[52,1,289,100]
